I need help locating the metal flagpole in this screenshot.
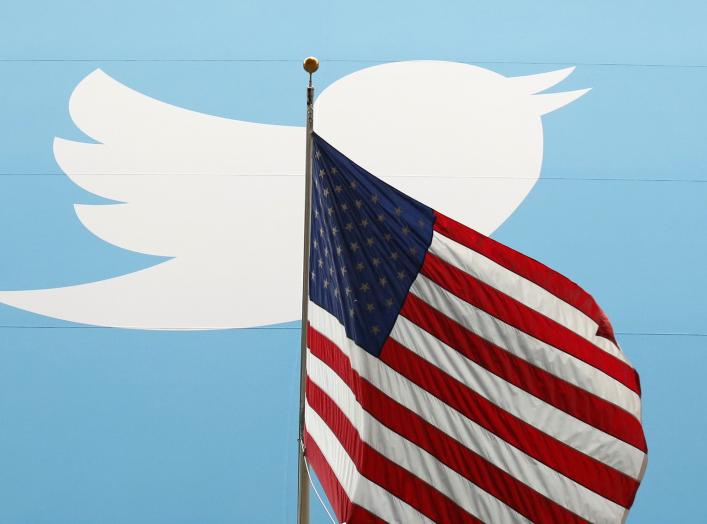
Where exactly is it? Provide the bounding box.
[297,55,319,524]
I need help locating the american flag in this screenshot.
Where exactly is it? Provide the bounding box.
[304,133,647,523]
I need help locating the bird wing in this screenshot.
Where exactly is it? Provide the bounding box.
[0,69,306,329]
[54,69,304,258]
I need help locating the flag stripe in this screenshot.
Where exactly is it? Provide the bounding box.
[399,292,646,460]
[390,312,646,478]
[308,302,627,523]
[428,232,626,362]
[308,328,588,523]
[433,212,621,346]
[307,385,483,524]
[305,401,434,524]
[307,375,491,524]
[303,431,387,524]
[409,273,641,418]
[420,251,640,394]
[379,337,638,508]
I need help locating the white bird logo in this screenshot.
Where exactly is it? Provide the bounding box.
[0,61,588,329]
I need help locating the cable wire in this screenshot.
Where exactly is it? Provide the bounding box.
[0,173,706,183]
[304,456,338,524]
[0,325,704,336]
[2,58,707,69]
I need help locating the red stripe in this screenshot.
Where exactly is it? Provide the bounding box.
[304,431,387,524]
[307,379,482,524]
[400,293,647,453]
[433,211,620,345]
[420,251,642,395]
[379,334,639,508]
[307,325,591,522]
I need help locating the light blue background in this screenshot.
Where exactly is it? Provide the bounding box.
[0,1,705,522]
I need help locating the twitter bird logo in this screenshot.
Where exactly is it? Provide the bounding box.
[0,61,588,329]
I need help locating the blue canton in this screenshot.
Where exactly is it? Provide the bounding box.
[309,134,435,356]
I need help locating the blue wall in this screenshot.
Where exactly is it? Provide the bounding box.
[0,2,705,521]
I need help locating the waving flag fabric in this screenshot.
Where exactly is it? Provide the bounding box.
[304,133,647,523]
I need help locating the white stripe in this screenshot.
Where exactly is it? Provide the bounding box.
[430,231,628,362]
[307,350,529,524]
[390,315,645,479]
[308,302,627,523]
[410,274,642,420]
[305,402,433,524]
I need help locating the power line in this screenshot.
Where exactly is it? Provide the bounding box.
[0,173,705,183]
[0,325,704,337]
[1,58,707,69]
[615,332,707,338]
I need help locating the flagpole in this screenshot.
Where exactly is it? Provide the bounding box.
[297,55,319,524]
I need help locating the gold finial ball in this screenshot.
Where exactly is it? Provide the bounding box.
[303,56,320,74]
